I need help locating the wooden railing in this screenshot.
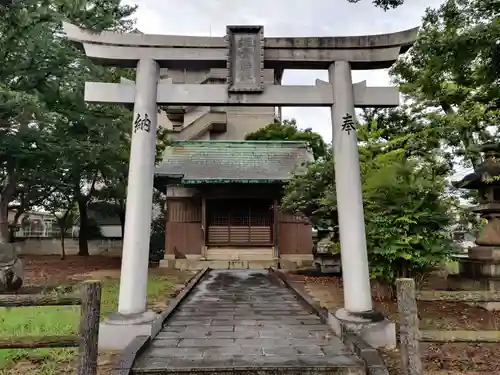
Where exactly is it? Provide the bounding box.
[396,278,500,375]
[0,281,101,375]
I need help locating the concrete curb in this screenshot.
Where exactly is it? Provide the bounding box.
[271,268,389,375]
[112,335,150,375]
[343,333,390,375]
[270,267,329,322]
[111,267,211,375]
[156,267,211,328]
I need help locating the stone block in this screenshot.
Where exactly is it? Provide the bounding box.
[226,25,264,93]
[158,258,176,268]
[98,311,161,350]
[141,347,203,359]
[328,309,396,349]
[178,338,234,347]
[150,339,181,348]
[247,260,277,269]
[279,259,300,270]
[279,254,314,270]
[447,274,500,311]
[160,258,277,270]
[468,246,500,261]
[460,258,500,278]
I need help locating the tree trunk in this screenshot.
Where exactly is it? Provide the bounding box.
[0,197,10,244]
[77,197,89,256]
[9,209,24,243]
[59,224,66,260]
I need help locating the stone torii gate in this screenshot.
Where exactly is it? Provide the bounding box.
[63,22,418,347]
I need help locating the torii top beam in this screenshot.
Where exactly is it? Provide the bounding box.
[62,22,418,70]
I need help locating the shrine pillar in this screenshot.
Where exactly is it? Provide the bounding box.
[329,61,373,314]
[117,59,160,316]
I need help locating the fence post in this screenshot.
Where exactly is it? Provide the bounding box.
[77,281,101,375]
[396,278,423,375]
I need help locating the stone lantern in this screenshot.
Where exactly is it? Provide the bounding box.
[452,144,500,309]
[0,242,23,293]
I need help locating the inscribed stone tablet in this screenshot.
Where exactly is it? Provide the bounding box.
[226,25,264,93]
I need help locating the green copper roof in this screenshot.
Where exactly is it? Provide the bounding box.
[154,140,313,185]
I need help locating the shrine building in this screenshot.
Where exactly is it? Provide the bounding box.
[154,140,315,270]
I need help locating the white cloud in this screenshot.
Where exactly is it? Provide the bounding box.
[123,0,445,142]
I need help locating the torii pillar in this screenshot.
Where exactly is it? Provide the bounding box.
[117,59,160,318]
[330,61,372,314]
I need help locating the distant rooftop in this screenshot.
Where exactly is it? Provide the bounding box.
[154,140,313,189]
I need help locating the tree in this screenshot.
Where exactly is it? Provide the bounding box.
[0,1,137,253]
[281,148,336,229]
[43,187,77,260]
[346,0,404,10]
[149,190,167,263]
[0,77,61,243]
[391,0,500,171]
[245,119,327,160]
[281,111,457,288]
[96,125,171,239]
[49,81,133,256]
[361,152,456,287]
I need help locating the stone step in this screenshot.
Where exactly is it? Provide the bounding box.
[132,357,365,374]
[160,259,277,271]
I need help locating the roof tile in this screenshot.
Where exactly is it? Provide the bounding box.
[155,140,313,183]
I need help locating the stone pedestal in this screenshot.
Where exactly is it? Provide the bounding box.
[450,249,500,310]
[328,308,396,349]
[98,311,161,350]
[450,144,500,310]
[452,217,500,310]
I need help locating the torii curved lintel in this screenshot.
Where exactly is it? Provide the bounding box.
[62,22,419,70]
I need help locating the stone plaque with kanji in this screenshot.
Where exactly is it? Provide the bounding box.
[226,25,264,93]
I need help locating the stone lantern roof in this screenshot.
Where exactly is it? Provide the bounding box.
[453,144,500,190]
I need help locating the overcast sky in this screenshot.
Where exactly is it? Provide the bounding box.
[122,0,445,144]
[119,0,473,181]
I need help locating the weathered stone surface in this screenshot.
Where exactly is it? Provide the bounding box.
[417,290,500,302]
[226,25,264,93]
[85,81,401,108]
[420,329,500,343]
[0,243,23,293]
[63,21,418,70]
[396,278,423,375]
[133,270,364,373]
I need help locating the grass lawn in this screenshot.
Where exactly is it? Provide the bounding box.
[0,256,193,375]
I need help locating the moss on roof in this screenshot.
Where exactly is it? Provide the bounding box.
[154,140,313,187]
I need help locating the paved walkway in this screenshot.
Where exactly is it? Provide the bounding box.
[133,270,364,374]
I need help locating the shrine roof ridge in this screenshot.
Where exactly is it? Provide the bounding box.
[154,139,313,189]
[63,22,418,50]
[170,140,311,147]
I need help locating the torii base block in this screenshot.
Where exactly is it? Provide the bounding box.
[328,308,397,349]
[98,311,160,350]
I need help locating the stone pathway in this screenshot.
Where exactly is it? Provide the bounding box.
[133,269,365,374]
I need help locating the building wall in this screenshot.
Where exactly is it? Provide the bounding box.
[14,238,122,256]
[9,211,58,237]
[158,68,279,140]
[165,198,204,258]
[213,106,276,140]
[277,211,314,255]
[164,194,313,259]
[100,225,122,238]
